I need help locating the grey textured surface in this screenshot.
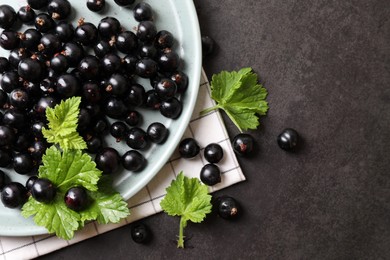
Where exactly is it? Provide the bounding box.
[39,0,390,259]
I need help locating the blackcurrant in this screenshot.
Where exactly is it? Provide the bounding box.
[95,147,120,174]
[28,0,49,10]
[98,16,121,39]
[114,0,135,7]
[122,150,145,172]
[200,164,221,186]
[64,186,90,211]
[0,5,17,29]
[154,78,177,100]
[133,3,153,22]
[110,121,128,142]
[35,13,56,33]
[136,21,157,42]
[0,30,20,50]
[204,143,224,163]
[75,19,98,46]
[125,110,142,127]
[1,182,28,208]
[18,5,36,25]
[160,97,182,119]
[131,222,152,244]
[277,128,299,151]
[214,195,240,220]
[115,31,138,54]
[178,138,200,158]
[146,122,168,144]
[13,153,34,175]
[31,178,56,203]
[87,0,105,12]
[154,30,174,49]
[232,133,255,156]
[48,0,71,20]
[125,127,148,150]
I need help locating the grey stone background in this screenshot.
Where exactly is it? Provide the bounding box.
[40,0,390,259]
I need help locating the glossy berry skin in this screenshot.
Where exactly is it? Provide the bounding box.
[50,54,69,74]
[125,83,146,107]
[131,223,152,244]
[55,21,74,42]
[125,110,142,127]
[125,127,148,150]
[110,121,128,141]
[135,58,158,78]
[0,149,11,167]
[78,55,100,80]
[104,97,128,119]
[48,0,71,20]
[122,150,145,172]
[13,153,34,175]
[31,178,56,203]
[18,6,36,25]
[154,78,177,100]
[277,128,299,151]
[56,73,81,98]
[20,28,42,51]
[1,182,28,208]
[28,0,49,10]
[0,30,20,50]
[158,51,180,72]
[95,147,120,174]
[136,21,157,42]
[0,170,8,190]
[232,133,255,156]
[87,0,105,12]
[147,122,168,144]
[133,3,153,22]
[98,17,121,39]
[38,33,62,55]
[160,97,182,119]
[0,125,16,147]
[75,21,98,46]
[9,89,30,110]
[178,138,200,158]
[154,30,174,49]
[0,71,20,93]
[63,42,85,67]
[114,0,135,7]
[0,5,17,29]
[115,31,138,54]
[204,143,224,163]
[170,71,188,94]
[25,176,38,191]
[65,186,90,211]
[200,164,221,186]
[214,195,240,220]
[35,13,56,33]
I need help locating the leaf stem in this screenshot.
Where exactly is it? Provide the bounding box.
[177,217,186,248]
[199,105,220,116]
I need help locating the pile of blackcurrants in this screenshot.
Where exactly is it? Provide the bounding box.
[0,0,189,209]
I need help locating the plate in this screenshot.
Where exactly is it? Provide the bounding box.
[0,0,201,236]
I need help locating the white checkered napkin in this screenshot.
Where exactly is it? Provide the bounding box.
[0,70,245,259]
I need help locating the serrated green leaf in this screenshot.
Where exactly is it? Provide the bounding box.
[45,96,81,137]
[22,197,80,240]
[160,172,212,248]
[42,96,87,150]
[39,146,101,192]
[201,67,269,132]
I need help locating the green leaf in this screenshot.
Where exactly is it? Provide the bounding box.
[42,96,87,150]
[22,197,80,240]
[81,176,129,224]
[45,96,81,137]
[160,172,212,248]
[201,67,269,132]
[39,146,101,192]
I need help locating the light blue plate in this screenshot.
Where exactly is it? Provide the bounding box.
[0,0,201,236]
